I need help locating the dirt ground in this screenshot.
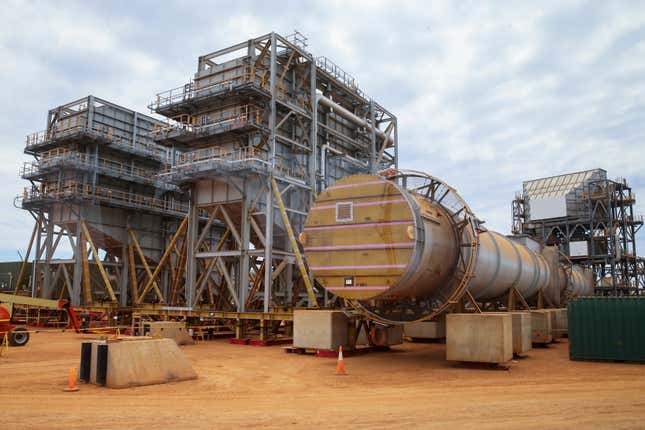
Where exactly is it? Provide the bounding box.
[1,331,644,429]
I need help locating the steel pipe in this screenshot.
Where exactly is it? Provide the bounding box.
[560,265,594,298]
[317,95,394,146]
[470,231,551,300]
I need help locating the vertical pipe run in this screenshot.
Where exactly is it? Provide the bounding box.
[239,188,250,312]
[185,189,198,306]
[369,99,376,174]
[263,32,278,313]
[31,213,43,298]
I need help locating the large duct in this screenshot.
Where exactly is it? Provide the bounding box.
[317,95,394,146]
[301,171,594,324]
[560,265,594,299]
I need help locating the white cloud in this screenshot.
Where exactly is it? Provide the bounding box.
[0,0,643,259]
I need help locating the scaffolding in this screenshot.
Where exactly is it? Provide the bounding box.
[16,96,187,307]
[512,168,644,295]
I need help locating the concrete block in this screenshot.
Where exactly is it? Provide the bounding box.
[404,318,446,340]
[446,313,513,364]
[552,308,568,338]
[145,321,194,345]
[547,309,558,338]
[510,312,532,354]
[531,310,553,344]
[85,338,197,388]
[293,310,350,350]
[542,309,565,339]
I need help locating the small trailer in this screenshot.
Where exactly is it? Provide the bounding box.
[0,293,81,346]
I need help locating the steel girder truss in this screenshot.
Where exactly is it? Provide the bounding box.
[14,206,186,308]
[16,33,398,334]
[141,32,398,332]
[511,176,644,295]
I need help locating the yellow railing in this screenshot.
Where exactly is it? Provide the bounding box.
[152,104,264,138]
[151,65,266,110]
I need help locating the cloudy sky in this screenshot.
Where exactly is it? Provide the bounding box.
[0,0,644,260]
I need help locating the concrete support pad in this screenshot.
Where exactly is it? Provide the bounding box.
[552,309,568,338]
[543,309,566,339]
[293,310,350,350]
[146,321,194,345]
[531,310,553,344]
[510,312,532,355]
[85,338,197,388]
[404,318,446,340]
[446,313,513,364]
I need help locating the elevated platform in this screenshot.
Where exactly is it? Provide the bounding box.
[20,152,177,192]
[19,184,187,218]
[151,80,270,118]
[25,127,169,162]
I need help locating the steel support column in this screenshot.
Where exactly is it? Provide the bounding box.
[185,190,198,306]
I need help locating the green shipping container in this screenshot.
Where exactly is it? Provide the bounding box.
[568,297,645,363]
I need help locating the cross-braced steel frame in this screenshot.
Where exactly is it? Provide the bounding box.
[147,31,398,337]
[512,174,644,296]
[15,33,398,337]
[16,96,187,308]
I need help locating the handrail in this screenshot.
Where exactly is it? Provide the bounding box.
[20,150,172,187]
[152,104,264,138]
[150,65,266,111]
[20,183,187,214]
[25,123,169,161]
[167,145,306,180]
[315,56,366,100]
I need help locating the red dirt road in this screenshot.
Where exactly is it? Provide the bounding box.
[1,332,644,429]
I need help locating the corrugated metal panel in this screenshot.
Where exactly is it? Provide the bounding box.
[568,297,645,363]
[523,168,606,199]
[524,169,607,220]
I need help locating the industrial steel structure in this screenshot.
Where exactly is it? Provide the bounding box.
[16,95,187,307]
[143,31,397,337]
[15,32,398,338]
[512,169,644,295]
[302,171,594,324]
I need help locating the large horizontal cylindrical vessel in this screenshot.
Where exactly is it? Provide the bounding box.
[302,172,592,323]
[470,231,551,300]
[560,265,595,298]
[302,174,460,301]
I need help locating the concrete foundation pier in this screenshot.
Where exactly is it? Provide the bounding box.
[446,313,513,364]
[531,310,553,344]
[404,318,446,341]
[510,311,532,355]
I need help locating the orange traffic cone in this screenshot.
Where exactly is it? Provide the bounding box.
[336,346,347,375]
[63,367,79,392]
